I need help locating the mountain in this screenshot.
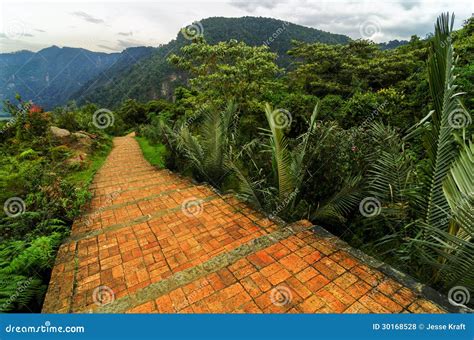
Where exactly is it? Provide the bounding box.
[0,46,155,110]
[1,16,353,110]
[72,16,352,108]
[378,39,409,50]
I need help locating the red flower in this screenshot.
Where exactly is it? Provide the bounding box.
[29,104,43,113]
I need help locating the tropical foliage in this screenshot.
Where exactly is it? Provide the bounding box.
[140,13,473,299]
[1,13,472,312]
[0,98,112,312]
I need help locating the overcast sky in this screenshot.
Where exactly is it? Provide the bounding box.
[0,0,472,53]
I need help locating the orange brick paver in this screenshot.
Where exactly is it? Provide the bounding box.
[42,134,447,314]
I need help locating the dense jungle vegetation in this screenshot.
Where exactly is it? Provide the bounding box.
[0,13,472,312]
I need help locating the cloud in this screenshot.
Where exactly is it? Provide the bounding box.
[0,32,33,39]
[71,11,105,24]
[0,37,49,53]
[117,39,145,49]
[400,1,421,10]
[2,0,470,53]
[35,29,46,33]
[96,38,147,52]
[228,0,470,42]
[97,44,118,51]
[229,0,284,12]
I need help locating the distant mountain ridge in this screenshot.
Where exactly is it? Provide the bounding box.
[1,16,405,110]
[0,45,155,109]
[72,16,352,108]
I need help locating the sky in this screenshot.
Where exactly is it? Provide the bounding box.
[0,0,472,53]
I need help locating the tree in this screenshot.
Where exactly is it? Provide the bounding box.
[169,39,282,111]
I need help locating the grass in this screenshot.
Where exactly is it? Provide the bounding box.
[67,138,113,187]
[135,136,167,168]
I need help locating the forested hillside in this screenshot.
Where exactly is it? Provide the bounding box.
[72,16,352,108]
[1,17,352,111]
[0,13,472,313]
[0,46,155,110]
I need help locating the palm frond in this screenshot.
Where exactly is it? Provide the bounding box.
[367,128,414,203]
[177,125,206,175]
[174,101,237,186]
[225,159,263,210]
[312,176,364,224]
[424,12,463,230]
[410,218,474,288]
[292,103,323,190]
[264,103,295,200]
[443,140,474,217]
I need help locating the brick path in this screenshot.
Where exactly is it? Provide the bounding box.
[42,134,446,313]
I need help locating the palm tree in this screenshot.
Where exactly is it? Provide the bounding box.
[175,101,238,188]
[409,13,473,289]
[366,13,473,290]
[228,103,319,217]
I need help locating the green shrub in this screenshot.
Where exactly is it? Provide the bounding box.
[49,145,71,161]
[18,149,39,160]
[0,120,111,311]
